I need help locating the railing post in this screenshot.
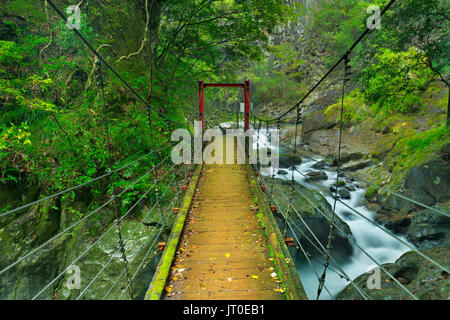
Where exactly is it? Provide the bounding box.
[198,80,204,130]
[244,79,250,131]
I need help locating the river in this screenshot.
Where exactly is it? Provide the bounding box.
[253,126,413,299]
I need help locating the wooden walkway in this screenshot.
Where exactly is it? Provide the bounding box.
[163,162,285,300]
[145,138,306,300]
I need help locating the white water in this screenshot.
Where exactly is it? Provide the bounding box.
[250,126,413,299]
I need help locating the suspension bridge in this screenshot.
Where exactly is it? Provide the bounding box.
[0,0,449,300]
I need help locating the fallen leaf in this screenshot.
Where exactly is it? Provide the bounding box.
[165,286,172,293]
[251,275,259,279]
[225,253,231,258]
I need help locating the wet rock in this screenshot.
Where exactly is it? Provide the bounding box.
[327,152,364,166]
[312,159,333,169]
[337,188,351,199]
[344,176,356,183]
[0,197,65,299]
[302,108,338,134]
[279,153,302,169]
[406,209,450,250]
[336,248,450,300]
[379,159,449,214]
[277,169,289,175]
[305,170,328,182]
[344,184,356,192]
[271,178,354,263]
[403,159,449,206]
[341,211,358,221]
[341,159,374,172]
[385,217,412,234]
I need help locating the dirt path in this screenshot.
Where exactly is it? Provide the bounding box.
[163,160,285,300]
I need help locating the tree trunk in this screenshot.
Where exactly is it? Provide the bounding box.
[447,85,449,126]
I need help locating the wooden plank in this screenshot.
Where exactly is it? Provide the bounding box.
[164,162,285,300]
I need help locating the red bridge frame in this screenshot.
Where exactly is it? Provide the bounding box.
[199,80,250,131]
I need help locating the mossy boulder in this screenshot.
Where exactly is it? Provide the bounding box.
[57,207,170,300]
[336,247,450,300]
[302,108,338,135]
[279,153,302,169]
[0,196,64,299]
[406,208,450,250]
[270,178,354,262]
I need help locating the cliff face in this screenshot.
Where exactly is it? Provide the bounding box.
[0,178,165,299]
[258,0,342,122]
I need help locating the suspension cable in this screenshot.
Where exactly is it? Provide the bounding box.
[350,173,449,216]
[0,153,172,277]
[117,182,185,299]
[102,164,193,299]
[0,145,172,219]
[267,176,371,300]
[76,169,182,299]
[317,55,350,300]
[280,173,419,299]
[337,199,449,273]
[271,197,334,298]
[272,0,398,121]
[97,58,134,297]
[30,163,177,299]
[268,140,449,217]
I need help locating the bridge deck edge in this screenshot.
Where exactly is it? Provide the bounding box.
[245,164,308,300]
[144,164,203,300]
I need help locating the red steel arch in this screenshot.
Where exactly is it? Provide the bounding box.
[198,80,250,131]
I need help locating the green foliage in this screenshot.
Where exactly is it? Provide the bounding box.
[361,47,435,114]
[377,0,450,81]
[0,0,289,225]
[405,125,450,152]
[325,89,370,125]
[309,0,370,65]
[269,41,304,78]
[52,13,95,52]
[246,61,306,111]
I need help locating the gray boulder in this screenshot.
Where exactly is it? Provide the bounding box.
[305,170,328,182]
[337,188,351,199]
